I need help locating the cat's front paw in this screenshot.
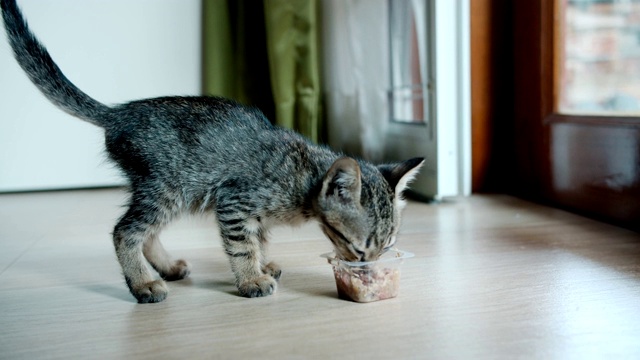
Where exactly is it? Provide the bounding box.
[238,275,277,298]
[263,261,282,281]
[130,279,169,303]
[161,259,191,281]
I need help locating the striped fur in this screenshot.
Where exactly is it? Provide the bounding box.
[1,0,424,303]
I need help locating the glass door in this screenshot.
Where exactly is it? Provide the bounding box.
[384,0,471,199]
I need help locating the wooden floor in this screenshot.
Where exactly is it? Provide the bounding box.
[1,188,639,359]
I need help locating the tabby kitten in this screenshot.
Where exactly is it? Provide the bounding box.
[1,0,423,303]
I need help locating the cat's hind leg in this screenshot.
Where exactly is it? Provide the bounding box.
[113,203,171,303]
[143,234,191,281]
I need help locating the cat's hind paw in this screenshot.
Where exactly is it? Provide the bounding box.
[130,279,169,303]
[238,275,277,298]
[160,259,191,281]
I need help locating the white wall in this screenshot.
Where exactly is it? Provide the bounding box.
[0,0,201,192]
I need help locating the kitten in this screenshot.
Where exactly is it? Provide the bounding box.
[1,0,424,303]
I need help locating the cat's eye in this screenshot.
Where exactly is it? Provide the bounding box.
[385,236,397,249]
[382,238,397,253]
[322,222,349,245]
[365,237,373,249]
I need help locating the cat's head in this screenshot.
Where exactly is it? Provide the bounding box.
[315,157,424,262]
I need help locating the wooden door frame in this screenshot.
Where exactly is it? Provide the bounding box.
[470,0,516,193]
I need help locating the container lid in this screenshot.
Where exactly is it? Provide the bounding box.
[320,249,415,267]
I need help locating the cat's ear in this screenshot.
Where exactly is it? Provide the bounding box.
[378,157,425,195]
[320,157,362,205]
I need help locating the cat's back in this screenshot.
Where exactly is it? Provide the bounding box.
[105,96,272,153]
[109,96,271,133]
[104,95,274,174]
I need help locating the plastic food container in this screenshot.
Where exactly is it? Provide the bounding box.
[321,249,414,303]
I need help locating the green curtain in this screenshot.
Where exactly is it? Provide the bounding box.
[202,0,323,143]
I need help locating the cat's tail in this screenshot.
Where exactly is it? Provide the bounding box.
[1,0,111,127]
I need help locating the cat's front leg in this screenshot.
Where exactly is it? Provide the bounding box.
[226,235,278,298]
[263,261,282,280]
[143,234,191,281]
[218,215,278,297]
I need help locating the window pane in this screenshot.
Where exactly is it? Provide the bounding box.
[560,0,640,116]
